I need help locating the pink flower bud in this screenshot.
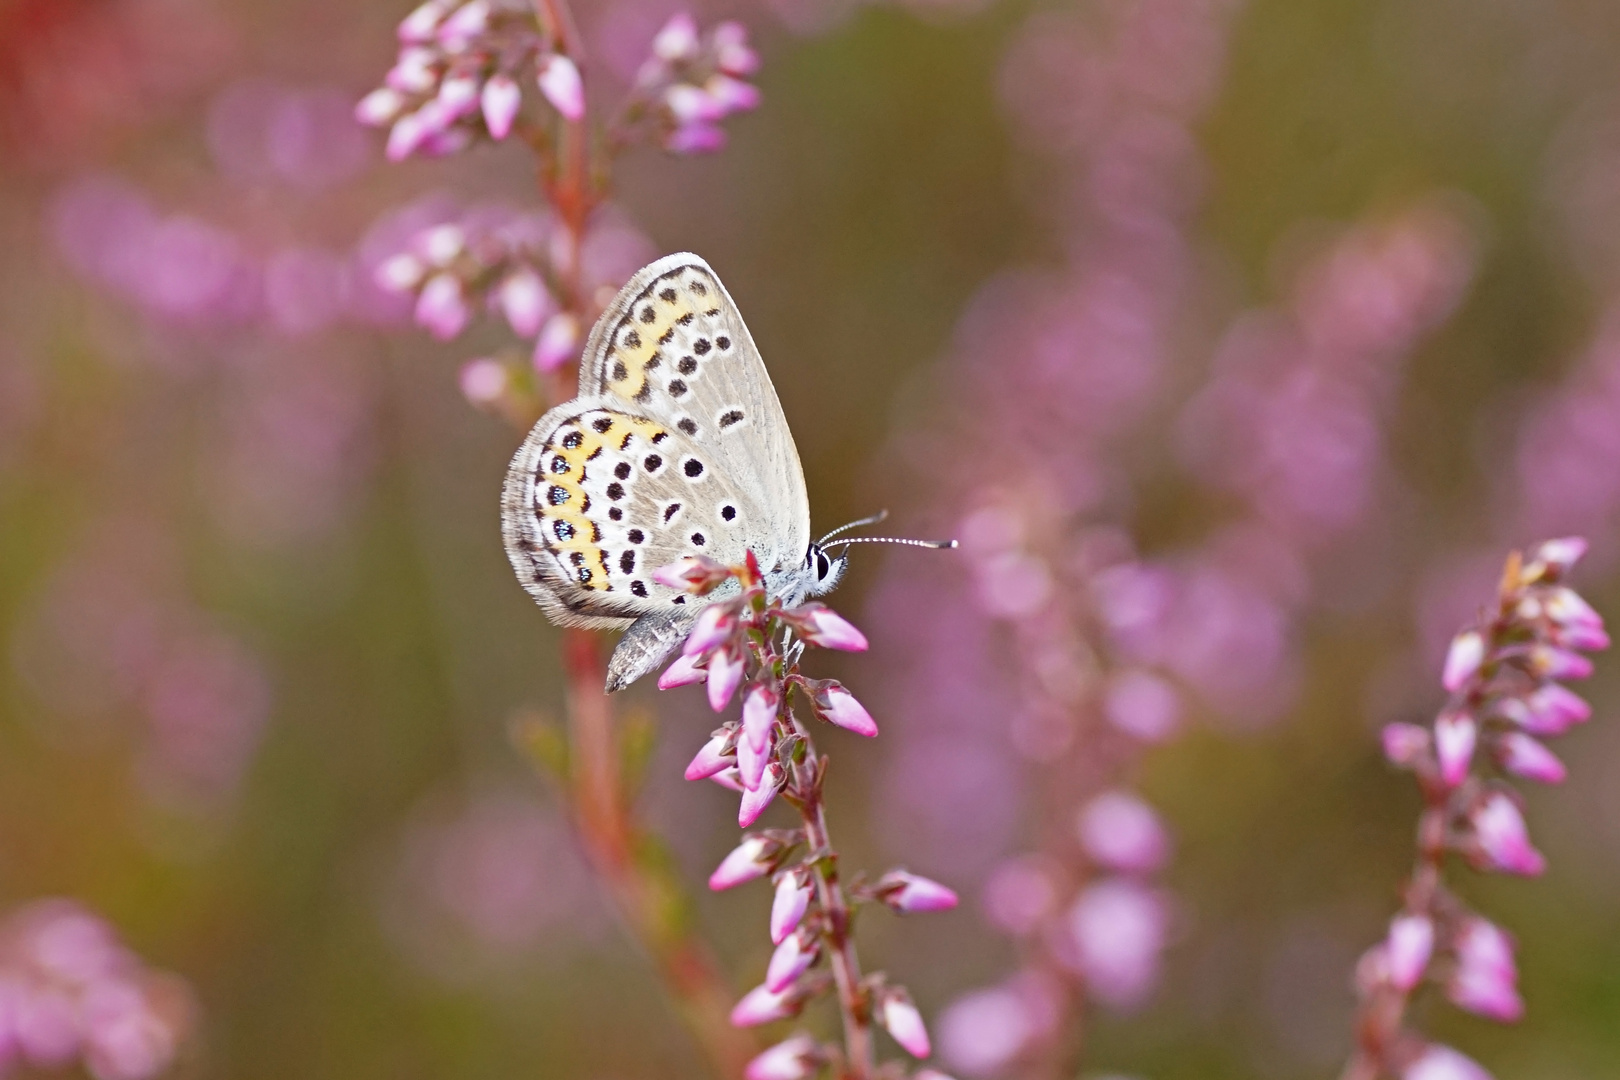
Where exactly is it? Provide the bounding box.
[436,0,489,45]
[765,933,817,993]
[1516,683,1591,735]
[386,48,439,93]
[708,648,745,712]
[1382,722,1431,767]
[796,606,868,652]
[714,23,761,76]
[879,993,931,1058]
[1385,914,1434,992]
[437,72,481,119]
[1471,792,1545,876]
[665,84,723,125]
[1496,731,1566,784]
[416,222,465,265]
[666,122,727,154]
[1529,645,1593,680]
[814,685,877,737]
[745,1035,818,1080]
[684,604,734,657]
[537,55,585,122]
[374,252,425,292]
[771,873,812,945]
[1442,631,1486,692]
[495,266,549,337]
[1447,917,1522,1022]
[1076,791,1170,874]
[1403,1044,1493,1080]
[1065,879,1166,1011]
[743,683,777,750]
[481,72,521,139]
[658,652,708,690]
[737,728,768,792]
[731,983,795,1027]
[1544,586,1604,634]
[878,871,959,913]
[398,0,452,43]
[1434,713,1476,787]
[531,311,580,372]
[705,74,761,114]
[1529,537,1587,577]
[709,835,772,891]
[414,273,469,339]
[653,13,700,62]
[355,87,405,127]
[386,111,430,161]
[710,768,745,793]
[738,764,782,827]
[684,731,731,781]
[457,358,507,407]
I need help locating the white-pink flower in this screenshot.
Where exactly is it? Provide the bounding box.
[1442,631,1486,692]
[1385,913,1434,992]
[1471,792,1545,876]
[1434,713,1476,787]
[879,993,931,1058]
[537,55,585,122]
[770,873,812,945]
[709,835,772,891]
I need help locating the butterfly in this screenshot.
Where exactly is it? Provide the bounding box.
[502,253,943,693]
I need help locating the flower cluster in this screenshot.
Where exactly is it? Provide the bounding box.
[0,900,193,1080]
[374,213,558,344]
[619,15,761,155]
[1344,538,1607,1080]
[355,0,578,160]
[655,553,959,1080]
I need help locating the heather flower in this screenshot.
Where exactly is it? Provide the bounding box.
[536,55,585,122]
[457,357,508,408]
[658,652,707,690]
[737,763,782,827]
[707,648,746,712]
[770,873,812,945]
[1064,879,1167,1011]
[765,932,817,993]
[1442,630,1486,692]
[1494,731,1566,784]
[1383,722,1431,767]
[1403,1044,1493,1080]
[786,604,869,651]
[1433,712,1476,786]
[1469,792,1545,876]
[874,871,960,914]
[533,311,581,372]
[745,1035,820,1080]
[809,683,878,737]
[710,835,776,891]
[684,730,731,781]
[731,982,797,1027]
[1447,917,1522,1022]
[879,990,932,1059]
[1385,914,1434,992]
[1076,790,1171,874]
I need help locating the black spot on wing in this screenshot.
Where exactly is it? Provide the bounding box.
[719,410,745,428]
[678,418,698,436]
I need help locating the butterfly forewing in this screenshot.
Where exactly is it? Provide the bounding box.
[502,254,811,633]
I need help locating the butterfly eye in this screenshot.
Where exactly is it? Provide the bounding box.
[815,550,831,580]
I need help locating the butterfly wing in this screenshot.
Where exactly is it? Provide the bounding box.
[502,254,811,668]
[577,252,811,577]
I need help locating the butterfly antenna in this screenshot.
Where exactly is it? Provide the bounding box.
[826,536,958,551]
[818,509,890,546]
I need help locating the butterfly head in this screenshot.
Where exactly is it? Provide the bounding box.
[803,542,849,599]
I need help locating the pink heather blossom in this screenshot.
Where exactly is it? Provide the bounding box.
[537,55,585,122]
[1515,683,1590,735]
[1076,790,1170,874]
[709,835,772,891]
[355,87,404,127]
[1529,645,1593,680]
[1529,537,1587,577]
[707,648,745,712]
[387,48,438,93]
[705,74,761,114]
[1382,722,1431,767]
[374,252,425,292]
[797,607,869,651]
[879,994,931,1059]
[1385,914,1434,992]
[1402,1044,1493,1080]
[666,85,724,125]
[497,266,548,337]
[1065,879,1166,1011]
[737,728,768,792]
[684,604,734,657]
[684,731,730,781]
[1471,793,1545,876]
[936,980,1056,1075]
[653,14,700,63]
[1103,670,1182,742]
[658,653,707,689]
[765,932,816,993]
[1496,731,1567,784]
[738,764,782,827]
[666,122,726,155]
[397,0,451,43]
[532,312,580,372]
[1543,586,1604,636]
[731,983,795,1027]
[386,111,429,161]
[745,1035,818,1080]
[1434,713,1476,787]
[414,274,469,339]
[743,683,777,751]
[880,871,959,914]
[712,21,760,76]
[770,874,812,945]
[817,685,878,737]
[436,73,481,121]
[480,73,521,139]
[436,0,489,44]
[1442,631,1486,692]
[415,222,464,265]
[457,358,507,407]
[1447,917,1522,1022]
[17,988,79,1064]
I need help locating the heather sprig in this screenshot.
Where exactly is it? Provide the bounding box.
[657,553,959,1080]
[1343,537,1607,1080]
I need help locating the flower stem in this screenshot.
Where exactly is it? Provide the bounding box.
[788,716,874,1080]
